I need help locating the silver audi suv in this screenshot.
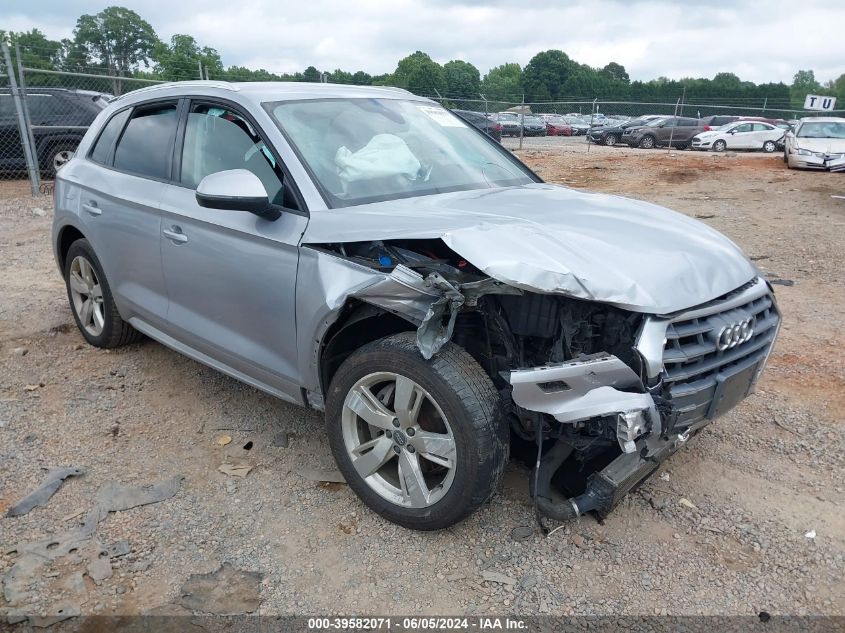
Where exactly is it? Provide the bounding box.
[52,81,781,530]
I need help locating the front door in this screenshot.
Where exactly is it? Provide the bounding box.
[729,123,756,149]
[159,101,307,400]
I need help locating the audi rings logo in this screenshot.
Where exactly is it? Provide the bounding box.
[716,317,754,351]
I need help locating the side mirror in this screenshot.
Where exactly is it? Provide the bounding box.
[196,169,281,221]
[729,129,737,134]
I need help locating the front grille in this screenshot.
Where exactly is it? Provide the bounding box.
[661,278,780,428]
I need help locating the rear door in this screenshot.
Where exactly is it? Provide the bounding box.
[158,99,308,400]
[752,122,778,146]
[729,122,755,148]
[81,100,177,326]
[674,118,701,143]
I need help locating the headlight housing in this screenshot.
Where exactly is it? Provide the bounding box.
[794,147,812,156]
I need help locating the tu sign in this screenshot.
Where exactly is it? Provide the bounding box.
[803,94,837,111]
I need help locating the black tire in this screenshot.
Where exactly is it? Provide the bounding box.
[783,150,788,164]
[326,332,509,530]
[713,139,727,152]
[64,239,142,348]
[604,134,618,146]
[763,140,777,153]
[675,143,688,150]
[40,141,78,179]
[638,135,656,149]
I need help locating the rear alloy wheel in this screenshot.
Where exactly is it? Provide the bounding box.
[638,135,656,149]
[604,134,618,146]
[712,139,727,152]
[763,140,777,153]
[326,333,508,530]
[64,239,142,348]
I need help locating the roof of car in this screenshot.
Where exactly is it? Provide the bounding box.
[115,80,419,105]
[798,116,845,123]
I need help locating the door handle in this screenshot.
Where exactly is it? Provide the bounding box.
[163,227,188,244]
[82,202,101,216]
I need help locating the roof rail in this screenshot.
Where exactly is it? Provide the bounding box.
[115,80,238,101]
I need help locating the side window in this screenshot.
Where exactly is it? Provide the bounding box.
[734,123,753,133]
[0,94,15,117]
[26,94,57,118]
[679,118,697,127]
[113,102,178,179]
[752,123,771,131]
[180,103,287,206]
[90,109,131,165]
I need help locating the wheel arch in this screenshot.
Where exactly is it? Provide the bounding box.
[57,224,87,270]
[318,300,416,395]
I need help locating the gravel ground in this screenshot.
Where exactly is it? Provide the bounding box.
[0,146,843,623]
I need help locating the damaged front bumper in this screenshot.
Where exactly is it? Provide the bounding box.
[509,277,781,521]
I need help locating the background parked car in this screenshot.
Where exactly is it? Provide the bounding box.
[494,112,522,137]
[691,121,784,152]
[0,87,109,177]
[452,109,502,142]
[562,116,591,135]
[521,115,547,136]
[784,117,845,171]
[625,116,706,149]
[545,116,573,136]
[589,117,658,146]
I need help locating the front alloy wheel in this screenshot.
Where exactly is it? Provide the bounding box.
[341,372,456,508]
[326,333,508,530]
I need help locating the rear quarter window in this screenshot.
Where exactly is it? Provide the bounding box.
[113,102,178,180]
[89,109,131,165]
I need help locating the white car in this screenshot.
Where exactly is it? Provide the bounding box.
[784,117,845,171]
[691,120,784,153]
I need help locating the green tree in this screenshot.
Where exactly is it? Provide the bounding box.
[0,29,63,71]
[790,69,821,106]
[302,65,321,82]
[522,50,577,101]
[443,59,480,97]
[154,34,222,81]
[351,70,373,85]
[391,51,446,96]
[601,62,629,83]
[826,73,845,101]
[73,6,158,92]
[481,63,522,103]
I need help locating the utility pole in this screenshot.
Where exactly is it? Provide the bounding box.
[15,43,40,188]
[3,42,39,195]
[519,94,525,150]
[198,60,204,80]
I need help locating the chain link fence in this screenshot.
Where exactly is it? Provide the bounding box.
[2,52,845,196]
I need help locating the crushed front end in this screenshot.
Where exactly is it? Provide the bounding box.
[502,276,781,521]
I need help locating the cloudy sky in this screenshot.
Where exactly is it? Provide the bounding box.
[3,0,844,84]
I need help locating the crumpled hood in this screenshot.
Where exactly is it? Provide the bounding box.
[792,137,845,153]
[302,183,757,315]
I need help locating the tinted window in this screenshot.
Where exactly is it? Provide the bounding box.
[90,109,131,165]
[0,94,15,117]
[734,123,753,133]
[678,118,698,126]
[113,102,178,179]
[752,123,772,131]
[180,104,286,205]
[26,94,60,118]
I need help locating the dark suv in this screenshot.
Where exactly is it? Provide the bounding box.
[624,116,706,149]
[0,87,109,178]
